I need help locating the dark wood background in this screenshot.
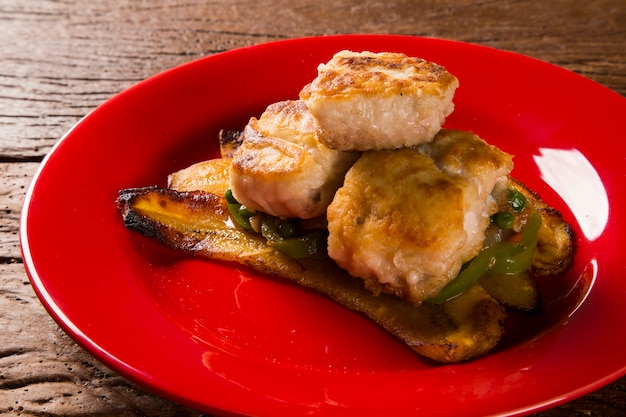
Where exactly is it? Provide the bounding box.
[1,0,624,415]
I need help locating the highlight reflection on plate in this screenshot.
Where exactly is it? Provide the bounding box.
[21,35,626,417]
[534,148,609,241]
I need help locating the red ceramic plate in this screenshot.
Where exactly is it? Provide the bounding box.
[21,35,626,416]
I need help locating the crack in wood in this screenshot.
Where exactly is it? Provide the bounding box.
[0,374,74,391]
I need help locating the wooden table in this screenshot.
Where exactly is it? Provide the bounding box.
[2,0,624,415]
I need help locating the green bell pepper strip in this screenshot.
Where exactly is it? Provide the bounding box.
[226,202,253,231]
[428,211,542,303]
[490,211,541,274]
[492,211,515,229]
[224,189,254,231]
[508,189,528,212]
[261,217,327,258]
[224,190,327,258]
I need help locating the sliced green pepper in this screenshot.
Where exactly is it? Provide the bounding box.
[224,190,327,258]
[261,217,327,258]
[428,211,542,303]
[224,189,253,231]
[508,189,527,212]
[490,211,541,274]
[224,188,238,204]
[427,245,499,303]
[492,211,515,229]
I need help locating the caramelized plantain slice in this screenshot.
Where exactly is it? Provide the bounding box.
[167,158,232,196]
[116,186,504,363]
[299,258,505,364]
[532,207,575,275]
[117,186,302,277]
[167,129,240,195]
[479,270,540,312]
[218,129,244,158]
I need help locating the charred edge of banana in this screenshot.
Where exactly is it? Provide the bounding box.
[219,129,244,158]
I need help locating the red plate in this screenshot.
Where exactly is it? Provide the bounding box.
[21,35,626,416]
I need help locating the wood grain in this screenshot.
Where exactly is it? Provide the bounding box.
[1,0,625,415]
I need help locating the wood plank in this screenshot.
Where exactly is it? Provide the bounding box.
[0,163,38,260]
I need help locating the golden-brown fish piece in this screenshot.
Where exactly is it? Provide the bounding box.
[326,129,513,305]
[229,100,359,219]
[299,50,459,151]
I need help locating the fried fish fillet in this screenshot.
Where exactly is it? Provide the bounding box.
[299,50,459,151]
[229,100,359,219]
[326,129,514,305]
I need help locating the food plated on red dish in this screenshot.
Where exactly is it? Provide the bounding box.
[21,35,626,416]
[117,49,573,364]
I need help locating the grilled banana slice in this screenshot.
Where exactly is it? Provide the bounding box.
[117,186,505,363]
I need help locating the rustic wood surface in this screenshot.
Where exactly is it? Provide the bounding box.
[1,0,625,415]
